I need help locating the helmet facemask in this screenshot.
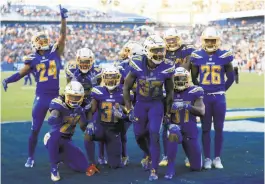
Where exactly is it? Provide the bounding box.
[32,34,50,51]
[165,36,181,51]
[202,38,220,53]
[102,72,121,91]
[174,75,189,91]
[65,94,84,108]
[77,57,94,73]
[147,47,166,65]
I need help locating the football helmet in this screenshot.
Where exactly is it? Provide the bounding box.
[101,66,121,90]
[119,41,144,60]
[76,48,95,73]
[163,29,182,51]
[201,27,221,52]
[174,67,190,91]
[31,32,50,51]
[143,35,166,65]
[65,81,84,108]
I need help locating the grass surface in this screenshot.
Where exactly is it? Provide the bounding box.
[1,71,264,122]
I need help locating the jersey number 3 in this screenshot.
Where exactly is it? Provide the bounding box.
[201,65,221,85]
[36,60,57,82]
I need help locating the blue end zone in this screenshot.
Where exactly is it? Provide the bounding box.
[1,119,264,184]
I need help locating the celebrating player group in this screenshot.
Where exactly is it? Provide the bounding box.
[2,5,235,182]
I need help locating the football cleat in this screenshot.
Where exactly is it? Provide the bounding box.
[141,156,151,170]
[86,164,100,176]
[164,173,174,180]
[25,157,34,168]
[184,157,190,167]
[98,157,108,165]
[213,157,224,169]
[51,167,60,182]
[122,156,129,166]
[159,155,168,166]
[204,158,212,170]
[149,169,158,181]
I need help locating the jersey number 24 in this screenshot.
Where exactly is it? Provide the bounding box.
[36,60,57,82]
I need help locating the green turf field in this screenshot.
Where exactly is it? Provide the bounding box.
[1,71,264,122]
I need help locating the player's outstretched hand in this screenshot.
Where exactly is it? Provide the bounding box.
[59,5,68,19]
[2,79,8,92]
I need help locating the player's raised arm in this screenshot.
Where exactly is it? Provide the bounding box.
[164,75,174,115]
[123,71,136,111]
[57,5,68,56]
[224,62,235,91]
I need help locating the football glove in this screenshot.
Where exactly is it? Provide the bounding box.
[112,105,125,119]
[172,102,192,111]
[2,79,7,92]
[59,5,68,19]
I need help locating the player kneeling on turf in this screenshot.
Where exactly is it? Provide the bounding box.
[84,66,132,172]
[164,67,205,180]
[44,81,99,182]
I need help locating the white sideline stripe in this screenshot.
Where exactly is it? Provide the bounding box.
[226,111,264,117]
[1,120,31,124]
[197,120,265,133]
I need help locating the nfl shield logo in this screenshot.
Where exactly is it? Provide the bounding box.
[177,94,180,98]
[110,95,113,98]
[42,56,45,59]
[150,72,153,76]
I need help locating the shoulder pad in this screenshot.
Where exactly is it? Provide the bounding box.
[50,97,67,111]
[50,43,58,53]
[188,86,204,94]
[129,57,143,72]
[186,45,195,49]
[65,61,77,77]
[219,50,233,59]
[161,64,175,74]
[191,52,203,59]
[91,87,103,95]
[164,58,174,65]
[131,55,143,61]
[93,66,101,73]
[23,54,35,62]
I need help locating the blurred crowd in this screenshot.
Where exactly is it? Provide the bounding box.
[1,21,264,72]
[234,0,264,12]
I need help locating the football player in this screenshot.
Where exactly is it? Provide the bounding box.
[117,41,144,82]
[164,67,205,179]
[190,27,234,169]
[65,48,102,86]
[123,35,175,181]
[115,41,144,164]
[84,66,134,173]
[2,5,68,168]
[44,81,98,182]
[163,29,195,70]
[160,28,195,167]
[65,48,104,163]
